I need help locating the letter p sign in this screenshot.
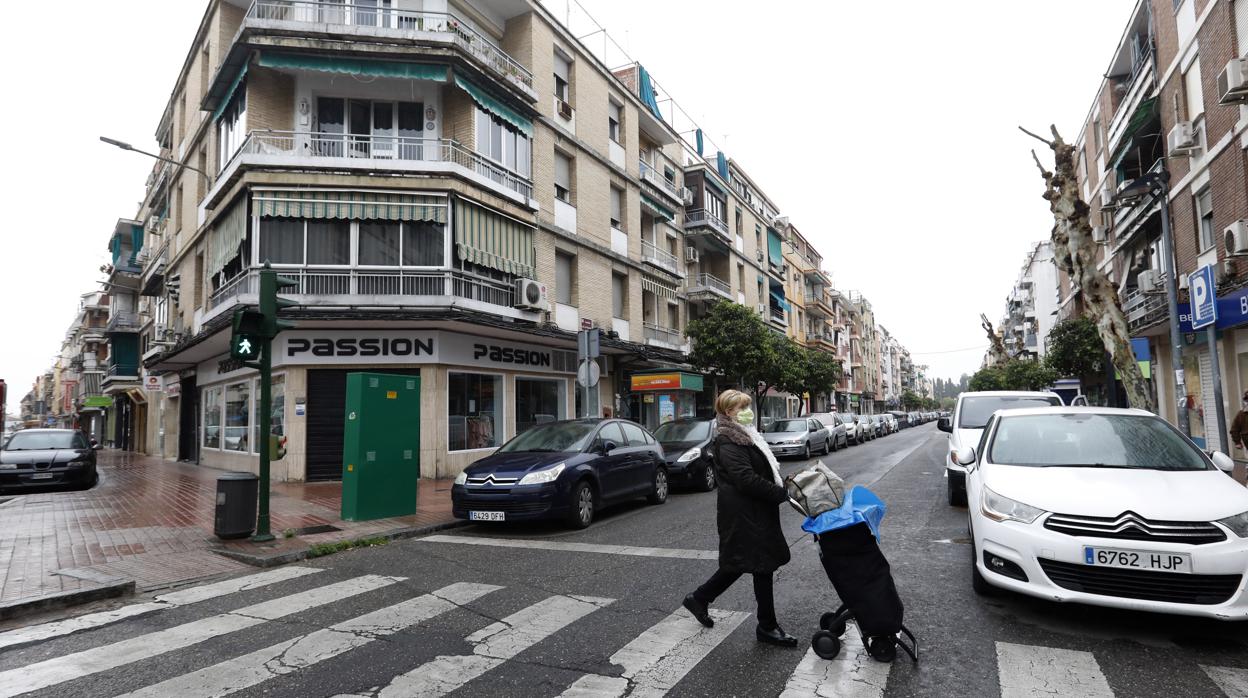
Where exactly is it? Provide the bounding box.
[1189,265,1218,330]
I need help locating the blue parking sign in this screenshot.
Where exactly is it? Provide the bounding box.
[1189,265,1218,330]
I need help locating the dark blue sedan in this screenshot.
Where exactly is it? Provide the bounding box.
[452,419,667,528]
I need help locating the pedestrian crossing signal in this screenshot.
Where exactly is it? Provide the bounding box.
[230,308,265,361]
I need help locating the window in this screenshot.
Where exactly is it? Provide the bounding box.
[254,375,285,453]
[555,251,575,305]
[403,221,444,266]
[596,422,626,448]
[612,273,626,318]
[474,108,530,176]
[315,97,423,159]
[737,263,745,293]
[608,101,621,143]
[224,382,250,452]
[216,80,247,172]
[554,51,571,103]
[1197,189,1215,251]
[706,194,725,222]
[1092,117,1102,153]
[610,187,623,228]
[1237,0,1248,58]
[515,378,566,434]
[667,302,679,330]
[554,152,572,202]
[735,209,743,235]
[358,221,400,266]
[449,373,502,451]
[306,220,351,265]
[259,218,445,268]
[203,386,222,449]
[1184,58,1205,121]
[620,422,648,447]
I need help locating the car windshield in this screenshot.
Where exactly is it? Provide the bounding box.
[4,431,82,450]
[653,421,710,443]
[498,422,598,453]
[840,415,855,424]
[989,414,1211,470]
[959,396,1061,429]
[768,420,807,433]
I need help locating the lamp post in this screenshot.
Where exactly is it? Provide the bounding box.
[99,136,211,179]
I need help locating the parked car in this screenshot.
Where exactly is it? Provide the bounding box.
[940,390,1064,506]
[838,413,863,445]
[963,406,1248,619]
[763,417,831,459]
[859,415,877,441]
[887,411,910,430]
[809,413,848,451]
[452,419,667,529]
[0,429,99,492]
[865,415,884,438]
[653,418,717,492]
[882,414,899,434]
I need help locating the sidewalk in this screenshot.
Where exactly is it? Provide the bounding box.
[0,450,458,617]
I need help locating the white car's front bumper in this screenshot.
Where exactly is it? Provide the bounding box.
[974,514,1248,620]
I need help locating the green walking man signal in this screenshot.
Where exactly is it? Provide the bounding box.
[227,264,298,542]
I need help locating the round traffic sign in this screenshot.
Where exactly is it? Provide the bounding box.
[577,360,600,388]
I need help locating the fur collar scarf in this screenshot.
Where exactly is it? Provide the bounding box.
[716,414,784,486]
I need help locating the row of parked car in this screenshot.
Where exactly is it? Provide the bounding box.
[452,410,936,529]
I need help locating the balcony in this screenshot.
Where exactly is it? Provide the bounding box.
[242,1,536,100]
[1123,282,1168,333]
[683,209,729,241]
[685,273,732,301]
[640,240,680,275]
[214,131,533,207]
[769,307,787,327]
[644,322,684,349]
[639,158,683,204]
[103,362,140,384]
[207,267,533,323]
[105,311,141,334]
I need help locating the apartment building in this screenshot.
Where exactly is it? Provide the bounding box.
[1000,241,1059,360]
[1067,0,1248,450]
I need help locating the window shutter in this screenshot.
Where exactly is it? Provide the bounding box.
[555,153,571,189]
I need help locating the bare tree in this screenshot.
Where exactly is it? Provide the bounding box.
[1021,125,1153,411]
[981,313,1009,365]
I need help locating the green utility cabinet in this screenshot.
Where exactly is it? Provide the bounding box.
[341,373,421,521]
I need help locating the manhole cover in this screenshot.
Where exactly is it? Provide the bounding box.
[295,524,343,536]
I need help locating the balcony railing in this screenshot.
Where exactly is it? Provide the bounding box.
[229,131,533,199]
[246,1,535,95]
[106,363,139,379]
[209,267,517,311]
[644,322,683,346]
[1123,281,1168,330]
[683,209,729,239]
[105,311,141,333]
[639,159,682,202]
[686,273,731,299]
[641,240,679,273]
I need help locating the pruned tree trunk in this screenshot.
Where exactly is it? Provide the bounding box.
[1022,125,1154,412]
[981,314,1009,365]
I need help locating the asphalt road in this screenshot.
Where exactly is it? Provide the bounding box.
[7,423,1248,697]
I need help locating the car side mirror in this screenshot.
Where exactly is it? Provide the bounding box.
[1211,451,1235,473]
[938,417,952,433]
[600,440,618,455]
[955,446,977,467]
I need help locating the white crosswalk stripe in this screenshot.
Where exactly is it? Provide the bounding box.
[1203,665,1248,698]
[0,574,402,697]
[780,622,889,698]
[116,582,502,698]
[996,641,1113,698]
[0,566,322,651]
[559,607,749,697]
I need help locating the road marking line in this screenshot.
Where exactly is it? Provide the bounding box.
[559,607,749,697]
[0,566,323,651]
[116,582,502,698]
[996,641,1113,698]
[419,534,718,560]
[1202,665,1248,697]
[360,593,614,697]
[779,622,889,698]
[0,574,402,696]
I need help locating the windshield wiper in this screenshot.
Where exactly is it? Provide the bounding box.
[1046,463,1133,469]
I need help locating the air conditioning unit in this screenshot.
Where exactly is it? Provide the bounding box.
[1167,121,1199,156]
[685,247,699,263]
[1179,274,1189,291]
[756,303,767,315]
[1222,259,1236,280]
[1091,226,1107,244]
[681,187,694,206]
[772,215,789,231]
[513,278,549,310]
[556,99,574,120]
[1226,220,1248,256]
[1218,57,1248,104]
[756,250,764,263]
[1100,183,1115,209]
[1138,269,1159,293]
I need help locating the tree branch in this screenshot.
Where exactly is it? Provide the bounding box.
[1019,126,1053,147]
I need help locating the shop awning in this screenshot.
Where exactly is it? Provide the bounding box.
[630,372,704,392]
[258,52,450,82]
[642,275,678,300]
[640,194,674,221]
[208,198,248,279]
[453,198,535,277]
[453,71,533,137]
[255,190,447,222]
[212,62,248,121]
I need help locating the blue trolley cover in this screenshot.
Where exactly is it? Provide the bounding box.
[802,485,887,539]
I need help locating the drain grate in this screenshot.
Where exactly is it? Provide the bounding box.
[294,524,343,536]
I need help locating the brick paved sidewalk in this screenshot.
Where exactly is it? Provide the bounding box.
[0,450,457,610]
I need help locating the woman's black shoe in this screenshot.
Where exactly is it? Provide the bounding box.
[756,625,798,647]
[683,594,714,628]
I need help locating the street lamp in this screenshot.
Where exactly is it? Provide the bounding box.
[99,136,210,179]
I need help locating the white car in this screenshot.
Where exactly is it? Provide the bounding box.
[962,406,1248,619]
[940,390,1062,505]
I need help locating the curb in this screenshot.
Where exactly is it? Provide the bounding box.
[212,519,471,568]
[0,578,135,622]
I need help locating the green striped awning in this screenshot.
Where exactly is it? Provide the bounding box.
[453,198,535,277]
[453,71,533,137]
[254,191,447,222]
[641,275,678,300]
[640,194,674,221]
[258,52,450,82]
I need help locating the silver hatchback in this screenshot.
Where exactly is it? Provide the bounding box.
[762,417,832,459]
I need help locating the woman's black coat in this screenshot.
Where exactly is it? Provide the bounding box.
[712,422,791,574]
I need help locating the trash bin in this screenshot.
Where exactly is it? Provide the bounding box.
[214,471,258,540]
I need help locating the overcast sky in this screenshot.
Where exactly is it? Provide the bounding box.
[0,0,1133,416]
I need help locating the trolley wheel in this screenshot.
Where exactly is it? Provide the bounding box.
[811,630,841,660]
[819,612,847,637]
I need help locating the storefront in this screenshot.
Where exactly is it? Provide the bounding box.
[627,372,704,431]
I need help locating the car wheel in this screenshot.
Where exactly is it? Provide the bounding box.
[970,524,996,596]
[823,439,831,455]
[567,481,595,529]
[803,443,811,460]
[647,467,669,504]
[948,476,967,507]
[699,463,717,492]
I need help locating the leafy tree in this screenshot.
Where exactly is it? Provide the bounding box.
[686,301,777,392]
[764,336,809,417]
[781,348,841,415]
[968,366,1006,391]
[1046,316,1103,380]
[970,359,1058,392]
[900,390,921,410]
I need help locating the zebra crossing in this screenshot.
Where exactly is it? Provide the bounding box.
[2,566,1248,697]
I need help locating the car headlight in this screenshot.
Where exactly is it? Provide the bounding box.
[454,471,468,485]
[676,447,700,463]
[981,486,1045,524]
[1217,510,1248,538]
[0,463,14,470]
[518,463,565,486]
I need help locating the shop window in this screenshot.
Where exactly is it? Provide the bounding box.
[203,386,222,449]
[449,372,502,451]
[225,381,251,452]
[253,375,285,454]
[515,377,566,435]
